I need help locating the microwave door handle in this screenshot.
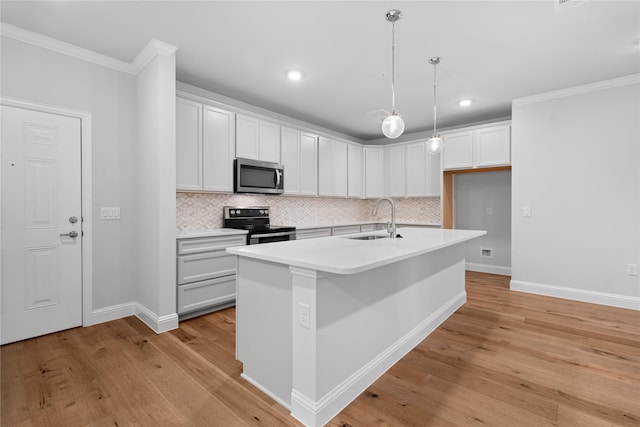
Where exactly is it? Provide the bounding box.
[275,169,282,189]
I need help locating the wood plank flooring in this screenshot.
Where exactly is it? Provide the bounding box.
[2,272,639,426]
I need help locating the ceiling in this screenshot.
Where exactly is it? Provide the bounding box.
[2,1,639,142]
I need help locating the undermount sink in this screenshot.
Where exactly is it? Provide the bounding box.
[345,235,389,240]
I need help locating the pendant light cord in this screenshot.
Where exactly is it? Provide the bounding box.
[391,20,397,114]
[432,60,437,135]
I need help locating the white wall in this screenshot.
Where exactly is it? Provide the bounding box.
[455,170,511,275]
[1,37,139,312]
[511,76,640,310]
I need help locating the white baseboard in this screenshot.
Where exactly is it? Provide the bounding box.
[90,302,136,326]
[90,301,179,332]
[135,302,179,333]
[466,262,511,276]
[290,291,466,427]
[510,280,640,311]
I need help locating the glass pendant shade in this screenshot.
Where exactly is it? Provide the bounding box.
[382,114,405,139]
[427,135,443,155]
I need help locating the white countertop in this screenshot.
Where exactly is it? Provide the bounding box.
[226,227,486,275]
[295,221,441,230]
[177,228,248,239]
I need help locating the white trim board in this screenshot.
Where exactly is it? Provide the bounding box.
[0,23,177,76]
[1,97,95,328]
[466,262,511,276]
[290,292,466,427]
[512,74,640,106]
[510,280,640,311]
[91,301,179,333]
[135,303,179,334]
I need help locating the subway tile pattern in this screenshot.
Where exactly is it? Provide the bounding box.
[176,193,441,231]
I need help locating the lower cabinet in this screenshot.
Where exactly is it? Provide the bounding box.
[331,225,361,236]
[296,227,332,240]
[176,234,246,319]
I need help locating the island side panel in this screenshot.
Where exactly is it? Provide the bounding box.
[236,257,293,409]
[291,243,468,427]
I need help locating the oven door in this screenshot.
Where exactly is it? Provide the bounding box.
[249,231,296,245]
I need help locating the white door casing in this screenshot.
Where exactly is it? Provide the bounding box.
[1,105,83,344]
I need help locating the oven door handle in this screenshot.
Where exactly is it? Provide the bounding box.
[251,231,295,239]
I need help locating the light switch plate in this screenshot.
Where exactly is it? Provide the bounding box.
[100,207,121,220]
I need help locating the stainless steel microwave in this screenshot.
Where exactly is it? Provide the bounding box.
[234,158,284,194]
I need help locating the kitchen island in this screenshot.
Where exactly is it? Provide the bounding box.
[227,227,485,427]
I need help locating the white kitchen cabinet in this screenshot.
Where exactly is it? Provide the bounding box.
[475,125,511,167]
[443,131,474,170]
[203,105,236,192]
[236,114,281,163]
[318,137,347,197]
[176,97,203,191]
[176,97,235,193]
[364,146,385,199]
[296,227,332,240]
[405,141,441,197]
[443,123,511,170]
[386,145,406,197]
[331,225,361,236]
[360,224,377,232]
[347,143,364,198]
[176,234,246,318]
[281,127,318,196]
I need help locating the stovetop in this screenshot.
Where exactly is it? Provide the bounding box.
[223,206,295,234]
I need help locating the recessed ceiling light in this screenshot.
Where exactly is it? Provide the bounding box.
[458,99,473,107]
[286,70,302,81]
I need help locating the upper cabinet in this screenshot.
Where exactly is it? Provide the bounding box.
[176,96,235,192]
[405,141,441,197]
[386,145,406,198]
[236,114,281,163]
[176,97,203,191]
[443,123,511,170]
[281,127,318,196]
[347,143,364,198]
[364,146,385,199]
[383,141,441,198]
[203,105,236,192]
[318,137,348,197]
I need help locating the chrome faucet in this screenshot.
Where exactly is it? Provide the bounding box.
[372,198,397,238]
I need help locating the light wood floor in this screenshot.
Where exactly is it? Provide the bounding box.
[2,272,639,426]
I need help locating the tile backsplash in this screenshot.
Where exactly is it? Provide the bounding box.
[176,193,441,231]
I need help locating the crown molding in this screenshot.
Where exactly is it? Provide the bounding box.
[1,22,177,76]
[513,74,640,106]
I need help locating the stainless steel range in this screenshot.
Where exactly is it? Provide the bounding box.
[223,206,296,245]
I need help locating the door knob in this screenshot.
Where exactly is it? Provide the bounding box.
[60,231,79,238]
[69,216,78,224]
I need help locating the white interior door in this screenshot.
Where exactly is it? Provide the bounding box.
[1,105,82,345]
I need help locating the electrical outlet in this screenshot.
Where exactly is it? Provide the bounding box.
[626,264,638,276]
[486,208,492,215]
[299,303,310,328]
[522,207,531,217]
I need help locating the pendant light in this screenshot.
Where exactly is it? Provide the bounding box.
[427,57,444,155]
[382,9,405,139]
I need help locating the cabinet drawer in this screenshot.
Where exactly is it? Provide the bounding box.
[360,224,376,232]
[177,251,236,285]
[332,225,361,236]
[296,228,332,240]
[177,276,236,314]
[177,235,246,255]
